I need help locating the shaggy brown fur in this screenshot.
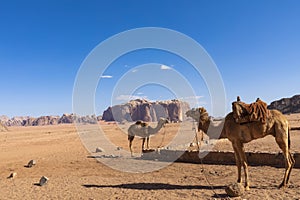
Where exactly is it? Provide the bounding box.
[232,97,269,124]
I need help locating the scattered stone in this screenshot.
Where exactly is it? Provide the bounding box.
[116,146,123,150]
[95,147,104,153]
[7,172,17,179]
[27,160,36,168]
[39,176,49,186]
[225,182,245,197]
[102,154,120,158]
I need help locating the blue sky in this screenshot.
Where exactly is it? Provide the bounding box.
[1,0,300,117]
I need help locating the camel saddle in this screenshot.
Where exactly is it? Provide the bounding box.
[233,97,270,124]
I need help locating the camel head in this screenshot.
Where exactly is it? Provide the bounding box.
[186,107,211,133]
[186,107,209,121]
[185,108,201,121]
[198,107,210,130]
[158,118,169,126]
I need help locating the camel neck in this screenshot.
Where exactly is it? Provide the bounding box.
[149,121,164,135]
[203,119,210,133]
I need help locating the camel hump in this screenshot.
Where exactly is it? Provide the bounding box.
[233,97,269,124]
[135,120,148,127]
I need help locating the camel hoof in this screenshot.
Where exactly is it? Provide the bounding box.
[278,183,287,189]
[245,186,250,191]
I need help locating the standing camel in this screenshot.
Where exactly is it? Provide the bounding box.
[128,118,168,156]
[185,108,225,139]
[186,104,295,190]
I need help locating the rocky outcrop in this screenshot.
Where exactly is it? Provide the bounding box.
[268,95,300,114]
[23,116,60,126]
[1,116,30,126]
[0,114,99,126]
[102,99,190,122]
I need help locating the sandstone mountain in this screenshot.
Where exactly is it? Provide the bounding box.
[102,99,190,122]
[268,95,300,114]
[0,114,99,127]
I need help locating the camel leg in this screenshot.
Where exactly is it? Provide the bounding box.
[235,142,250,190]
[142,138,146,151]
[232,144,242,184]
[286,152,295,184]
[128,135,135,157]
[146,137,150,149]
[275,137,293,188]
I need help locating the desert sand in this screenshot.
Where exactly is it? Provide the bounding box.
[0,114,300,199]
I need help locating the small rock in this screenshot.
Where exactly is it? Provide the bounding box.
[116,146,122,151]
[95,147,104,153]
[225,182,245,197]
[27,160,36,168]
[39,176,49,186]
[7,172,17,179]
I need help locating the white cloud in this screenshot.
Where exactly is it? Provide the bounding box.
[116,94,148,101]
[160,64,172,70]
[100,75,113,79]
[132,69,138,73]
[181,96,204,100]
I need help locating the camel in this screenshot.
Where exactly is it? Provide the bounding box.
[128,118,169,156]
[185,108,225,140]
[186,103,295,190]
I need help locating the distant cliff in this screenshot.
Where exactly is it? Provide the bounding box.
[102,99,190,122]
[268,95,300,114]
[0,114,100,127]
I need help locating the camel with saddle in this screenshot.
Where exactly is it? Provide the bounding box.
[186,97,295,190]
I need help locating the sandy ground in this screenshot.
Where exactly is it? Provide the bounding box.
[0,115,300,200]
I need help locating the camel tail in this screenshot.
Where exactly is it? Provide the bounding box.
[288,127,291,149]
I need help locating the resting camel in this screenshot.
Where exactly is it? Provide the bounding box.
[186,103,295,190]
[128,118,169,156]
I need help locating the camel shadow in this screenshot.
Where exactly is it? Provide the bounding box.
[251,184,300,190]
[82,182,225,191]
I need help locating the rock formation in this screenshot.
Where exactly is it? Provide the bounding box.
[102,99,190,122]
[0,114,99,127]
[268,95,300,114]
